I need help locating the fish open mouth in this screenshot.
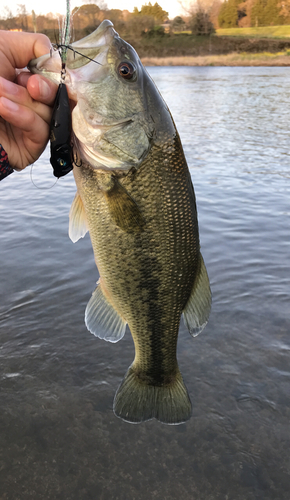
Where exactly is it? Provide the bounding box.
[28,20,132,127]
[29,20,151,172]
[28,19,117,97]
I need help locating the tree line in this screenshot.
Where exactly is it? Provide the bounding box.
[0,2,170,35]
[0,0,290,38]
[218,0,290,28]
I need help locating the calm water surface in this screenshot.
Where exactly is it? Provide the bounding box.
[0,67,289,499]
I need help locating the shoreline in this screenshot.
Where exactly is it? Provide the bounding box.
[141,53,290,67]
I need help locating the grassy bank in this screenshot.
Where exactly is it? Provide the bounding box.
[141,51,290,66]
[127,33,290,58]
[44,28,290,59]
[216,25,290,39]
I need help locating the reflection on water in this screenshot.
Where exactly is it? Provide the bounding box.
[0,67,289,499]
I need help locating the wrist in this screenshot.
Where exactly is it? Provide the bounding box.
[0,144,14,180]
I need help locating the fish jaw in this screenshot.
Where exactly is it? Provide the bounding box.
[28,20,176,173]
[28,20,116,95]
[28,52,63,86]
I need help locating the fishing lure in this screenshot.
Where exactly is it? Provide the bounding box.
[50,81,73,178]
[49,0,102,177]
[49,0,73,178]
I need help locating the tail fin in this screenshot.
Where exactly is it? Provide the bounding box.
[113,366,192,425]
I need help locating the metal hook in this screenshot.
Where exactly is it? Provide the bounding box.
[52,43,102,66]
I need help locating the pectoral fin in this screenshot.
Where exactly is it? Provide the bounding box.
[104,179,145,233]
[69,192,88,243]
[182,254,211,337]
[85,281,127,343]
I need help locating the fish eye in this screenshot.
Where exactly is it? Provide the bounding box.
[118,62,136,80]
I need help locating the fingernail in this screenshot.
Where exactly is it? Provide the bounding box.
[39,79,51,99]
[1,97,19,112]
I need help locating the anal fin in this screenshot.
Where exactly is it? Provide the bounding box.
[85,281,127,343]
[182,253,211,337]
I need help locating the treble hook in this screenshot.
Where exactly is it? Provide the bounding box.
[52,43,103,66]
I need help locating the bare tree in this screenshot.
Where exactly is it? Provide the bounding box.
[17,4,28,31]
[179,0,216,15]
[82,0,108,9]
[32,9,37,32]
[1,6,15,30]
[179,0,216,34]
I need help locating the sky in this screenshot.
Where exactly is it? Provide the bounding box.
[2,0,188,20]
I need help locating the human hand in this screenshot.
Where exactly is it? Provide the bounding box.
[0,31,58,171]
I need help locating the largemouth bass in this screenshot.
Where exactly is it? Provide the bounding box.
[29,20,211,425]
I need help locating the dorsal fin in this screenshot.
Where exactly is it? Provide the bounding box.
[69,192,88,243]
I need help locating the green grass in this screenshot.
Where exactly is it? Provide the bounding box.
[216,25,290,39]
[237,50,290,58]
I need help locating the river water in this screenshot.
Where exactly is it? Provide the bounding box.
[0,66,289,499]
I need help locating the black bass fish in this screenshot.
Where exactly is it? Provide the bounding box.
[29,20,211,425]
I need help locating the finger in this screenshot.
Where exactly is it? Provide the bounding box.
[16,71,31,88]
[0,97,49,138]
[0,97,49,145]
[0,77,52,124]
[26,75,58,106]
[3,32,52,73]
[17,72,58,106]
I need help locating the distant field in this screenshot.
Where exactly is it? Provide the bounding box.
[141,51,290,66]
[216,25,290,39]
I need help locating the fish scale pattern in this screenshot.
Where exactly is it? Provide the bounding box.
[74,131,199,387]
